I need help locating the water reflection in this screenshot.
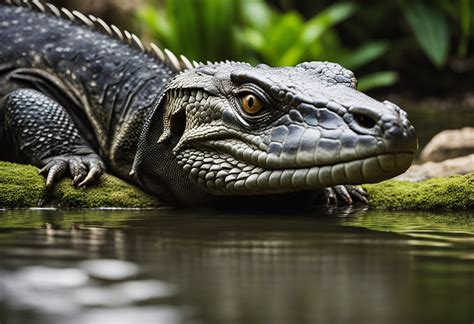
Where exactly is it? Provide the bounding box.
[0,208,472,324]
[345,210,474,259]
[79,259,140,280]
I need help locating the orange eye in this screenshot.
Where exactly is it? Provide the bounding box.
[242,94,263,115]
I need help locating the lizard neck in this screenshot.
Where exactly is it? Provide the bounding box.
[131,92,212,206]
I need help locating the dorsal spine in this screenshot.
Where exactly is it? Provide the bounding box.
[0,0,196,72]
[0,0,252,72]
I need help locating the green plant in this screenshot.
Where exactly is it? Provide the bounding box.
[238,3,354,65]
[136,0,397,91]
[400,0,471,67]
[401,1,450,67]
[269,0,473,68]
[137,0,241,61]
[237,2,397,91]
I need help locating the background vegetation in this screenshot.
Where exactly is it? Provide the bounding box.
[136,0,473,93]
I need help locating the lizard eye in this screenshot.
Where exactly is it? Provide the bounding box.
[241,94,263,115]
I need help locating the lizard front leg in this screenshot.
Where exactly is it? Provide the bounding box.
[3,89,105,190]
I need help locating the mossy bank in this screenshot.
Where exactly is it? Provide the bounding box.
[0,161,472,210]
[0,161,160,208]
[362,174,474,210]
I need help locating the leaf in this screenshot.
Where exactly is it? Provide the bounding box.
[136,6,172,45]
[401,1,450,67]
[277,3,356,66]
[301,3,356,45]
[357,71,398,92]
[200,0,238,60]
[141,0,241,61]
[336,41,389,70]
[278,46,306,66]
[237,28,265,52]
[239,0,274,31]
[266,12,304,65]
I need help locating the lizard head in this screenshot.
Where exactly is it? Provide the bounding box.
[132,61,417,204]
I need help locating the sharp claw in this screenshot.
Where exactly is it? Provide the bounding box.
[44,163,67,191]
[45,179,53,191]
[78,166,101,187]
[345,196,353,204]
[71,169,87,186]
[327,189,337,205]
[45,171,56,190]
[69,159,87,186]
[343,195,353,204]
[347,186,369,204]
[335,186,352,204]
[356,191,369,204]
[72,174,82,186]
[39,165,49,175]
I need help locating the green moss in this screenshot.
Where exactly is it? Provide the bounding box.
[0,161,161,208]
[0,161,473,210]
[0,161,45,207]
[363,173,474,210]
[51,174,161,208]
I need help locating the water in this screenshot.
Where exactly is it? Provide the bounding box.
[0,208,472,324]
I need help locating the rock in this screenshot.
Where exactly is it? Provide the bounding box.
[397,154,474,181]
[420,127,474,162]
[397,127,474,182]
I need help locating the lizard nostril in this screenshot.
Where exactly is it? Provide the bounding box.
[353,112,376,129]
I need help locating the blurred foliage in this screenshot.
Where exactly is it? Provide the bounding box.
[237,1,398,91]
[401,1,450,67]
[136,0,473,91]
[137,0,241,62]
[400,0,472,67]
[274,0,472,68]
[136,0,396,91]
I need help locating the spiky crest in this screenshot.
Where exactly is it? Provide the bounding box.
[0,0,224,72]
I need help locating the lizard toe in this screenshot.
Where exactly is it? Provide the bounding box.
[333,185,353,205]
[40,159,68,191]
[346,185,369,204]
[69,157,88,186]
[77,156,105,188]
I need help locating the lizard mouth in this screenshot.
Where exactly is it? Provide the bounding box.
[176,140,414,195]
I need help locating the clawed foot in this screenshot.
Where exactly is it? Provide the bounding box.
[320,185,369,205]
[39,154,105,191]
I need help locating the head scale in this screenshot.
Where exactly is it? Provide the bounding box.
[132,61,417,205]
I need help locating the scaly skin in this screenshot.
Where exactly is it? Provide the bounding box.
[0,2,172,182]
[0,1,417,207]
[132,62,417,205]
